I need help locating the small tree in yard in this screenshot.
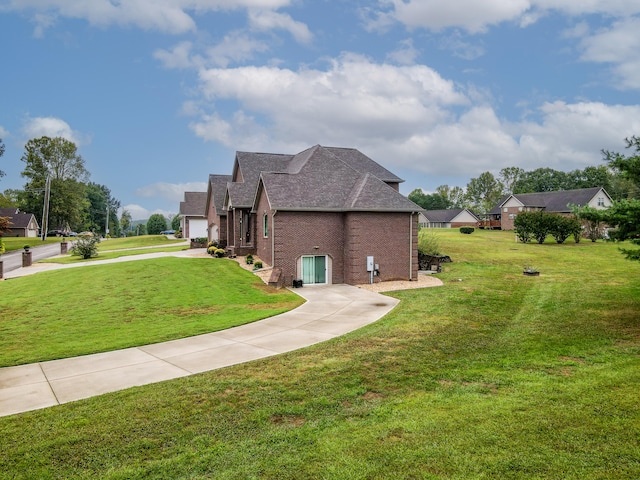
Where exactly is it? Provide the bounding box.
[573,205,605,242]
[551,215,582,244]
[146,214,167,235]
[71,235,100,259]
[514,212,535,243]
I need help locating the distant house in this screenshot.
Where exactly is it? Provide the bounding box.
[178,192,208,239]
[204,145,423,286]
[484,187,613,230]
[0,208,40,237]
[419,208,479,228]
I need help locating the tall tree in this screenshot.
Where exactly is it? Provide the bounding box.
[120,209,132,234]
[602,136,640,261]
[513,168,569,193]
[499,167,525,194]
[82,182,121,236]
[408,188,450,210]
[19,136,89,231]
[435,185,467,208]
[465,172,504,214]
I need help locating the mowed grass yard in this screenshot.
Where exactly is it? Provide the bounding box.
[1,230,639,479]
[0,257,303,366]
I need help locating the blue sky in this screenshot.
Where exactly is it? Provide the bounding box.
[1,1,639,220]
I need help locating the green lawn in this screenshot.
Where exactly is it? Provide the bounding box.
[1,236,63,252]
[40,245,188,264]
[96,235,187,251]
[1,230,639,479]
[0,257,302,366]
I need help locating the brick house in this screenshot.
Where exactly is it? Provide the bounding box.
[205,174,232,244]
[178,192,208,239]
[419,208,479,228]
[0,208,40,237]
[485,187,613,230]
[208,145,422,286]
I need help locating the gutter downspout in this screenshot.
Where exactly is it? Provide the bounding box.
[410,212,415,281]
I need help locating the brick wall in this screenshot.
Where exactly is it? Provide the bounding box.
[344,212,418,284]
[254,187,273,266]
[262,210,418,286]
[273,211,346,285]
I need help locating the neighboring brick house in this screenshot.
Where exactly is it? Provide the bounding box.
[419,208,479,228]
[205,174,232,244]
[207,145,422,286]
[179,192,208,240]
[486,187,613,230]
[0,208,40,237]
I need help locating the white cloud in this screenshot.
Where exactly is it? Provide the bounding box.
[0,125,8,138]
[121,203,175,221]
[577,16,640,89]
[21,116,87,145]
[191,53,469,151]
[248,9,312,44]
[386,38,419,65]
[154,41,197,69]
[376,0,531,34]
[121,204,152,221]
[3,0,294,35]
[371,0,640,34]
[135,181,208,203]
[184,54,640,185]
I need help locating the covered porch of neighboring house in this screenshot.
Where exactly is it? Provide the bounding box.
[225,207,255,257]
[478,215,501,229]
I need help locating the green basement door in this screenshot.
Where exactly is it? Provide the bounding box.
[301,255,327,285]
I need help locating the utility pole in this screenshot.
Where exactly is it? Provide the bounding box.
[41,175,51,241]
[105,205,110,237]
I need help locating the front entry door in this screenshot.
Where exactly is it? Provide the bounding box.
[302,255,327,285]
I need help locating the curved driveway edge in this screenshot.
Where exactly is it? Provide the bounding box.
[0,284,399,417]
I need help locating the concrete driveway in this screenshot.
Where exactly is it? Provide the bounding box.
[0,283,399,417]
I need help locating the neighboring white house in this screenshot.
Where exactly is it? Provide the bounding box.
[419,208,479,228]
[486,187,613,230]
[179,192,208,239]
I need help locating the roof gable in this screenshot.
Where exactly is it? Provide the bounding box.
[206,174,232,214]
[179,191,207,217]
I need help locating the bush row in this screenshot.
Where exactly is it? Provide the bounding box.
[514,211,582,244]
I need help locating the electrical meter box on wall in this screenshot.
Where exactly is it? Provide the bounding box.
[366,256,374,272]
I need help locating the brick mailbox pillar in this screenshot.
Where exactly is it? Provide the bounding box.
[22,250,32,267]
[61,242,68,254]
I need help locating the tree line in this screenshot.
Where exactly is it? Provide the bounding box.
[0,136,124,237]
[409,163,636,215]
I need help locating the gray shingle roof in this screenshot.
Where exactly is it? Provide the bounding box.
[179,191,207,217]
[422,208,478,223]
[228,152,292,207]
[496,187,607,214]
[0,208,38,230]
[207,174,232,214]
[257,145,419,212]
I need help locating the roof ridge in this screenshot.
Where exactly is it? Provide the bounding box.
[345,172,372,209]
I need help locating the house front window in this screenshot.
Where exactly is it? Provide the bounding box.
[263,213,268,238]
[597,197,605,207]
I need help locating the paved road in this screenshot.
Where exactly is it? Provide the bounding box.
[1,242,71,276]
